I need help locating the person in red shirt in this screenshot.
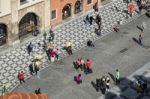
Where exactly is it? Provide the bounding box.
[50,49,56,63]
[50,49,55,57]
[17,71,25,84]
[85,59,92,74]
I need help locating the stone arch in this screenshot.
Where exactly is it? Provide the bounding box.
[18,12,40,39]
[62,3,72,20]
[0,23,7,46]
[74,0,83,14]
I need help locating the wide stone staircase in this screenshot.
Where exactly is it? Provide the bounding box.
[0,92,48,99]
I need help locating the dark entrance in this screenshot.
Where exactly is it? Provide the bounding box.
[19,13,39,38]
[74,0,83,14]
[62,4,72,20]
[0,24,7,46]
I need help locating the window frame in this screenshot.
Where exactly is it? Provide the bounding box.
[20,0,28,5]
[51,9,57,20]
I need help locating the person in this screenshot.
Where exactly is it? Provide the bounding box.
[34,64,40,78]
[85,59,92,74]
[113,24,120,32]
[93,2,98,12]
[27,42,33,55]
[80,58,85,71]
[96,14,101,25]
[29,63,34,76]
[95,28,101,36]
[49,29,55,42]
[87,40,95,47]
[96,78,101,92]
[106,76,110,91]
[55,48,61,62]
[86,15,90,23]
[17,71,25,84]
[89,16,93,25]
[115,69,120,84]
[141,21,146,32]
[138,5,142,14]
[75,74,82,84]
[138,33,144,45]
[46,48,51,61]
[66,41,73,55]
[100,76,107,94]
[35,88,41,94]
[50,49,55,63]
[142,81,148,94]
[76,58,82,70]
[43,31,47,40]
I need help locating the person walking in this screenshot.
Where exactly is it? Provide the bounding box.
[100,76,107,94]
[141,21,146,32]
[34,64,40,78]
[138,33,144,45]
[17,71,25,84]
[115,69,120,84]
[106,76,110,91]
[29,63,34,76]
[27,42,33,55]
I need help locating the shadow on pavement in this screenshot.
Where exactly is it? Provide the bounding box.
[98,74,150,99]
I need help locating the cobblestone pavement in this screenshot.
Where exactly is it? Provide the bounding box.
[99,62,150,99]
[0,0,147,95]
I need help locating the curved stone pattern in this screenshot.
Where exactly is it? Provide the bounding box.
[0,0,146,94]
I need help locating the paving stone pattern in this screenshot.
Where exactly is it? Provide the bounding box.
[99,62,150,99]
[0,0,146,94]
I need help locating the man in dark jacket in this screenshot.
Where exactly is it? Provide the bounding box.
[29,63,34,76]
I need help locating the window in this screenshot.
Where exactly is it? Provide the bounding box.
[51,10,56,19]
[20,0,28,5]
[87,0,92,4]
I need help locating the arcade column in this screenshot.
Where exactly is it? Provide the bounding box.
[9,0,20,46]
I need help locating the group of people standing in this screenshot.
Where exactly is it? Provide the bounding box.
[74,58,93,84]
[85,14,102,36]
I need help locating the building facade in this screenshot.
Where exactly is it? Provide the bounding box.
[50,0,98,26]
[0,0,110,46]
[0,0,50,46]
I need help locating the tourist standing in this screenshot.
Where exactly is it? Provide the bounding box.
[17,71,25,84]
[85,59,92,74]
[115,69,120,84]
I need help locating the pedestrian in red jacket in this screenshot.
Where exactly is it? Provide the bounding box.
[17,71,25,84]
[50,49,56,63]
[85,59,92,74]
